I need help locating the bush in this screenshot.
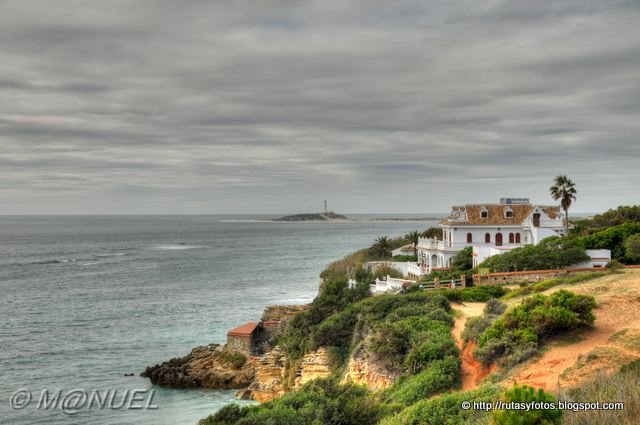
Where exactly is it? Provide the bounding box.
[462,316,493,343]
[384,356,461,405]
[624,233,640,263]
[475,290,596,366]
[484,298,506,316]
[480,236,589,272]
[451,246,473,272]
[491,385,562,425]
[439,285,508,302]
[200,379,383,425]
[380,385,501,425]
[220,351,247,369]
[581,222,640,262]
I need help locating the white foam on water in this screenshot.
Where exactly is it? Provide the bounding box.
[154,245,209,250]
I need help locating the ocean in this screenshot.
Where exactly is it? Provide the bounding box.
[0,215,438,425]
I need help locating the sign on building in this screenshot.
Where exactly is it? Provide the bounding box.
[500,197,530,205]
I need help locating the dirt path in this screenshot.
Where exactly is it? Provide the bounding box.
[451,302,489,391]
[507,270,640,393]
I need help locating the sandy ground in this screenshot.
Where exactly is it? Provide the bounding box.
[506,269,640,393]
[451,302,491,391]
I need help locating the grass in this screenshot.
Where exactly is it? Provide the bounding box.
[560,361,640,425]
[502,271,611,300]
[609,328,640,351]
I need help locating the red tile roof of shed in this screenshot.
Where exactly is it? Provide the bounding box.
[227,322,258,337]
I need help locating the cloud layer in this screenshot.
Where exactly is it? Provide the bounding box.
[1,0,639,214]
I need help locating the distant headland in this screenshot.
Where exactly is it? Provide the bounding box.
[274,211,348,221]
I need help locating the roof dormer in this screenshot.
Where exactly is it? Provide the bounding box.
[480,207,489,219]
[504,207,513,218]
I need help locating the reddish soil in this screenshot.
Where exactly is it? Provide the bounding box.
[451,302,493,390]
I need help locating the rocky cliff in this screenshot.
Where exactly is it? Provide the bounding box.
[141,344,254,389]
[341,348,396,391]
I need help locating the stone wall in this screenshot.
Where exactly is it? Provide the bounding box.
[473,268,604,285]
[227,335,254,354]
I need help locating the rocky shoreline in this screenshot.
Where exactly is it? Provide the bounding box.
[140,303,394,403]
[141,344,254,389]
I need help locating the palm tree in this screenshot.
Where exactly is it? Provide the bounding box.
[406,230,421,257]
[550,175,577,235]
[371,236,392,259]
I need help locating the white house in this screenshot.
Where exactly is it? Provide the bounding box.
[416,198,567,275]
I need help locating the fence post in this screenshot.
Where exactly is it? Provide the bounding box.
[461,274,466,288]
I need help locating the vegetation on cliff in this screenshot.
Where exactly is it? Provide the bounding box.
[472,290,596,367]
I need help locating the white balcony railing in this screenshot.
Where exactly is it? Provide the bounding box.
[417,237,526,252]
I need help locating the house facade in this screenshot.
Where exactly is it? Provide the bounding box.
[416,198,566,274]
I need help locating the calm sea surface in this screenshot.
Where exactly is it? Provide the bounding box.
[0,215,438,425]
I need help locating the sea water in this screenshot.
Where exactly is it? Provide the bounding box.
[0,215,438,424]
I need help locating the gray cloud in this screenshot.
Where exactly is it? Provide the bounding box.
[1,0,639,214]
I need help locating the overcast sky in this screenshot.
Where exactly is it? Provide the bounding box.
[1,0,639,214]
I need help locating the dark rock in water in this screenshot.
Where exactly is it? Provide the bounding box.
[124,373,135,377]
[235,389,252,400]
[141,344,255,389]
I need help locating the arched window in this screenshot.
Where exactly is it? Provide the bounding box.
[515,233,521,243]
[466,233,473,243]
[509,233,514,244]
[496,233,503,246]
[504,207,513,218]
[480,207,489,218]
[485,233,491,243]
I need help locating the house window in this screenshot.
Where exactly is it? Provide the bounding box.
[484,233,490,243]
[515,233,521,243]
[480,208,488,218]
[509,233,514,244]
[496,233,503,246]
[466,233,472,243]
[505,208,513,218]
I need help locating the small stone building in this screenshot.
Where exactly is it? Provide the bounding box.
[227,322,261,354]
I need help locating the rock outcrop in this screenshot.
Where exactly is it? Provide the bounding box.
[141,344,254,389]
[341,351,395,391]
[294,347,332,388]
[243,347,287,402]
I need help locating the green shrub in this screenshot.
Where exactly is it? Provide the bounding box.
[491,385,562,425]
[384,356,461,405]
[200,379,383,425]
[581,222,640,262]
[475,291,596,366]
[439,285,508,302]
[484,298,506,316]
[480,236,589,272]
[624,233,640,263]
[452,246,473,272]
[220,351,247,369]
[380,385,501,425]
[462,316,493,343]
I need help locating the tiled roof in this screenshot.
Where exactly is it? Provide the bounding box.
[440,204,561,226]
[227,322,258,337]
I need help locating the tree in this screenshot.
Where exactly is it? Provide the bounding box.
[371,236,392,259]
[625,233,640,263]
[550,175,577,235]
[421,227,441,239]
[406,230,421,257]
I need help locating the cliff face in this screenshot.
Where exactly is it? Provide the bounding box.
[242,346,333,402]
[341,351,396,391]
[294,347,332,388]
[244,348,287,402]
